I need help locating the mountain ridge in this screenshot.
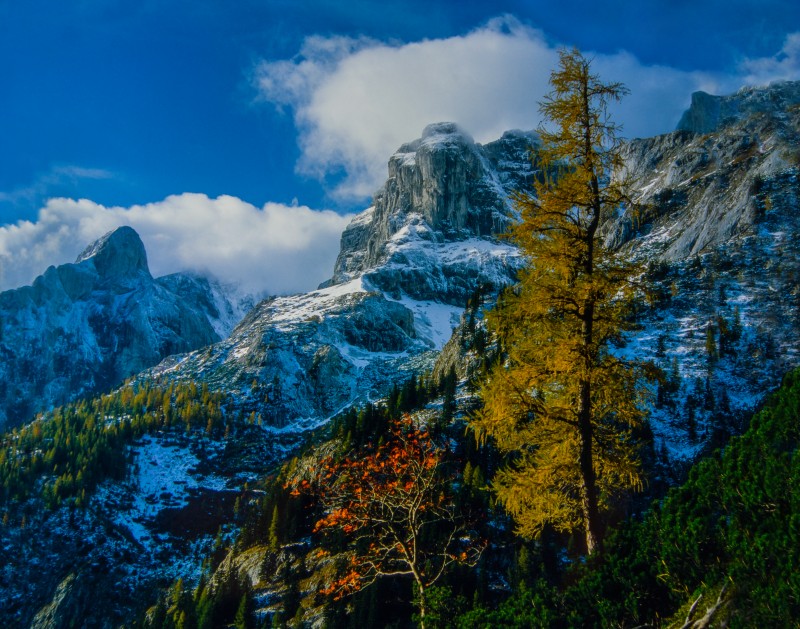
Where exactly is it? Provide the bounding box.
[0,227,248,428]
[132,81,800,462]
[137,124,533,428]
[3,79,800,627]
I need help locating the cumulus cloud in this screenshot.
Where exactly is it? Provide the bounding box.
[739,32,800,85]
[255,18,800,202]
[5,22,796,301]
[0,194,353,295]
[254,16,719,201]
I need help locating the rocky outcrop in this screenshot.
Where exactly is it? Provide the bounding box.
[0,227,244,428]
[589,83,800,461]
[604,81,800,261]
[30,574,83,629]
[75,225,150,280]
[143,125,535,427]
[147,282,431,427]
[676,80,800,134]
[329,124,536,301]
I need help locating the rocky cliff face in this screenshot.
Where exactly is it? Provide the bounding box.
[605,80,800,261]
[9,80,800,628]
[0,227,245,428]
[605,82,800,461]
[143,124,535,427]
[676,80,800,135]
[490,80,800,463]
[142,85,800,450]
[330,123,535,303]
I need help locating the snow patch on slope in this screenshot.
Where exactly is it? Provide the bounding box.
[98,435,228,547]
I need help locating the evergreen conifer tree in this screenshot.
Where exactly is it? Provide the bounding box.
[234,592,252,629]
[268,504,280,550]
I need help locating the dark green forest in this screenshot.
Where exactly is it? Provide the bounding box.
[133,366,800,628]
[1,323,798,627]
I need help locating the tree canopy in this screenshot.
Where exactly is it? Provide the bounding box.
[301,415,482,628]
[471,48,652,554]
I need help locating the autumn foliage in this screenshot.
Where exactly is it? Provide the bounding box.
[295,415,481,627]
[472,49,653,555]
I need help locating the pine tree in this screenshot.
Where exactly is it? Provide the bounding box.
[234,592,252,629]
[471,49,652,554]
[268,504,280,550]
[705,321,718,362]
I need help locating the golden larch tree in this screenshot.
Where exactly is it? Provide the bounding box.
[471,49,653,554]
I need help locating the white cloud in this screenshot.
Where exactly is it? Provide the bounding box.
[0,194,353,295]
[5,22,796,301]
[739,32,800,85]
[254,16,720,201]
[255,18,800,203]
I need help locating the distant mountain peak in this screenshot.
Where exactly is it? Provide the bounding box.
[0,224,251,429]
[421,121,473,142]
[328,123,536,291]
[75,225,150,279]
[676,80,800,134]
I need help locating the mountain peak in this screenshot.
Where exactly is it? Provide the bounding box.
[676,80,800,134]
[75,226,150,279]
[421,121,473,142]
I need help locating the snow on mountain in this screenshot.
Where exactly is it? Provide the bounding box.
[141,84,800,465]
[5,80,800,626]
[141,124,536,428]
[97,434,229,547]
[602,80,800,463]
[0,422,285,628]
[0,227,250,429]
[435,80,800,467]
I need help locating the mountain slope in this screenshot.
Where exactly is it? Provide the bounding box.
[0,226,246,428]
[142,124,535,427]
[604,80,800,461]
[5,80,800,628]
[433,80,800,465]
[142,83,800,461]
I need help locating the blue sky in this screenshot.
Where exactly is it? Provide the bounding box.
[0,1,798,293]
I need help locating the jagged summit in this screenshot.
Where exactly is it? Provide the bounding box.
[676,80,800,134]
[144,124,536,428]
[0,226,245,428]
[8,80,800,628]
[328,123,536,298]
[606,79,800,262]
[392,123,475,158]
[75,225,150,280]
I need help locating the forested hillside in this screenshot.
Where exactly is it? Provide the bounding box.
[2,50,800,628]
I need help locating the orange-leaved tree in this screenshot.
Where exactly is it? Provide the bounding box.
[301,415,482,628]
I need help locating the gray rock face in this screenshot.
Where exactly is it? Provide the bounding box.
[75,225,150,280]
[31,574,81,629]
[148,285,430,427]
[605,82,800,261]
[591,85,800,460]
[0,227,242,428]
[142,84,800,450]
[144,125,536,427]
[676,80,800,134]
[331,124,536,290]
